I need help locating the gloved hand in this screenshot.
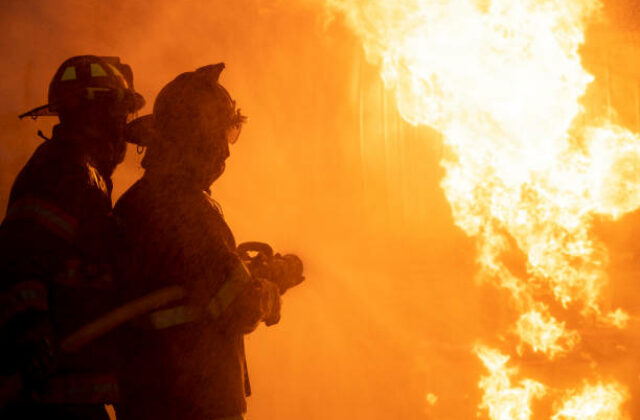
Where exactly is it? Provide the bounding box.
[258,278,281,326]
[222,278,281,333]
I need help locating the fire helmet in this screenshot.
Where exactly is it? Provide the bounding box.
[148,62,246,148]
[20,55,145,119]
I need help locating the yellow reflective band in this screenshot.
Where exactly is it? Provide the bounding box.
[106,64,129,88]
[90,63,108,77]
[208,299,222,319]
[87,165,108,195]
[86,87,111,100]
[149,305,197,330]
[208,262,252,319]
[60,66,77,81]
[6,197,78,242]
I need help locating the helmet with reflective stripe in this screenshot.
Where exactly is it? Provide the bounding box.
[19,55,145,119]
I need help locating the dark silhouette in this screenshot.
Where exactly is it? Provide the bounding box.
[114,63,304,420]
[0,55,144,419]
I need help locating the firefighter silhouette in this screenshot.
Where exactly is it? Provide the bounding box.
[0,55,144,419]
[114,63,303,420]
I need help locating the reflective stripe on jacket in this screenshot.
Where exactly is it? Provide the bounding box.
[5,196,78,242]
[147,261,253,330]
[0,132,121,405]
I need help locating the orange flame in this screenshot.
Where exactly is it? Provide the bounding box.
[329,0,637,417]
[476,345,546,419]
[551,381,630,420]
[514,305,580,359]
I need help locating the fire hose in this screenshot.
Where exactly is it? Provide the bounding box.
[237,242,304,294]
[0,285,186,409]
[1,242,303,408]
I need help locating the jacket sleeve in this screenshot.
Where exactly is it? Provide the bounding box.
[206,256,281,334]
[0,162,110,377]
[0,196,77,377]
[175,208,280,335]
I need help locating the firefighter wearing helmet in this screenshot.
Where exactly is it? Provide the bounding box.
[114,63,303,420]
[0,55,144,419]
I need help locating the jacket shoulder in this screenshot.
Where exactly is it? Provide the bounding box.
[115,181,235,249]
[10,141,108,206]
[3,141,112,244]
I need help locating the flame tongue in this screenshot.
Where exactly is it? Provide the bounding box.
[476,345,547,420]
[329,0,637,417]
[550,382,630,420]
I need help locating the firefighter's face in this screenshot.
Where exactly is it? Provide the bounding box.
[199,132,230,187]
[77,107,128,176]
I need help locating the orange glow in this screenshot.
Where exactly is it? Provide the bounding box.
[2,1,640,419]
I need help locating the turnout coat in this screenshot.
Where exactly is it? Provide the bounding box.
[114,172,270,420]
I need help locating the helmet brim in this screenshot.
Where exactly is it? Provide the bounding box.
[132,92,146,113]
[20,90,145,120]
[124,114,154,145]
[19,104,56,119]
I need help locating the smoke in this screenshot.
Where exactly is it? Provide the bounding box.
[0,1,478,418]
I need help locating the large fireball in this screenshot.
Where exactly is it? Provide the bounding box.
[328,0,640,417]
